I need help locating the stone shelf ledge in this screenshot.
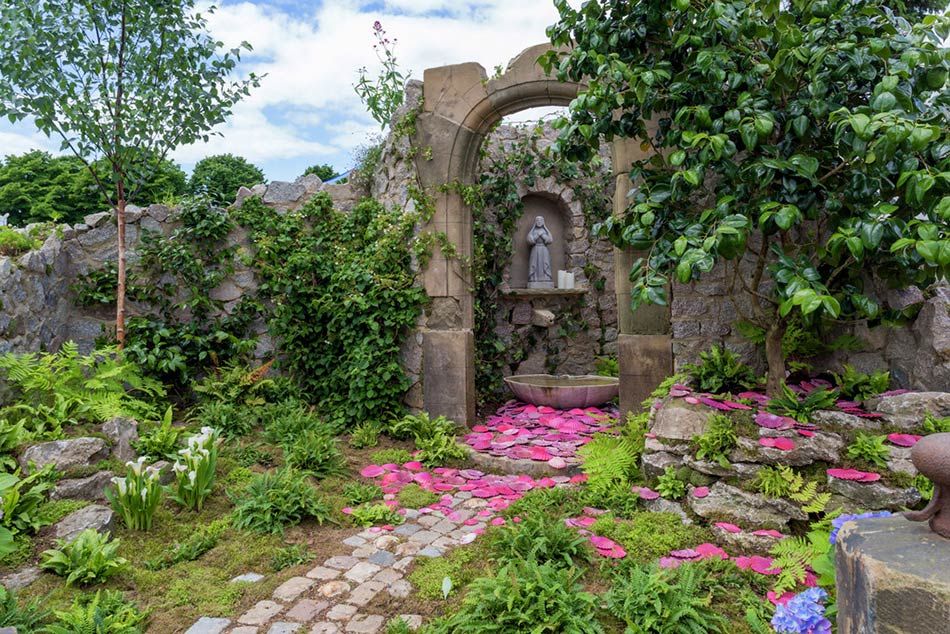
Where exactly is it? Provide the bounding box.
[501,288,588,298]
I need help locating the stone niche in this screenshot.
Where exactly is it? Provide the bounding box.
[509,194,568,290]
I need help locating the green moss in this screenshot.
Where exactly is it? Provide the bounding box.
[370,448,413,466]
[396,483,440,509]
[590,511,713,564]
[36,499,90,526]
[408,539,493,599]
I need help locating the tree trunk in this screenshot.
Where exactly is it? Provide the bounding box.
[764,320,786,397]
[116,196,127,349]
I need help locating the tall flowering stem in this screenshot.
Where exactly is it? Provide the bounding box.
[106,457,163,531]
[353,21,407,129]
[170,427,221,512]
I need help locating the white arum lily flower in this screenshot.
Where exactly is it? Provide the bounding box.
[173,462,189,473]
[112,477,127,496]
[188,471,197,484]
[127,456,148,476]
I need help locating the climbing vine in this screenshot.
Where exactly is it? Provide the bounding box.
[469,122,613,400]
[232,193,426,430]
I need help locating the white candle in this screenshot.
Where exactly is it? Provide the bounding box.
[557,270,567,289]
[566,272,575,289]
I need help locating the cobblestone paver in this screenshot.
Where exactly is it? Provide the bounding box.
[187,492,488,633]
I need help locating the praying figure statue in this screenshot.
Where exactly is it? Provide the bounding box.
[527,215,554,289]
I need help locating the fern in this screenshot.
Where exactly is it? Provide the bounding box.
[753,465,803,499]
[0,344,164,433]
[693,414,737,468]
[768,532,832,595]
[578,433,639,493]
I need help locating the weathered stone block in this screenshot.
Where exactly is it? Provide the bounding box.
[837,515,950,634]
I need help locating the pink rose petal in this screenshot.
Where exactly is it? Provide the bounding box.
[633,486,659,500]
[715,522,742,533]
[684,396,700,405]
[887,433,921,447]
[360,465,385,478]
[692,486,709,498]
[827,468,867,481]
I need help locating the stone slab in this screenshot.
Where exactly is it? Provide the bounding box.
[185,618,231,634]
[837,515,950,634]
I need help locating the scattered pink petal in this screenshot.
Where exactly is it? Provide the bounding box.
[692,486,709,498]
[858,471,881,482]
[827,468,870,481]
[755,411,796,430]
[669,388,691,398]
[715,522,742,533]
[759,437,795,451]
[699,396,736,411]
[341,507,353,514]
[887,433,921,447]
[798,429,815,437]
[633,486,659,500]
[459,533,478,544]
[768,591,797,606]
[547,456,567,469]
[403,461,424,471]
[669,548,701,560]
[491,517,506,526]
[659,557,680,569]
[360,465,385,478]
[684,396,701,405]
[752,529,784,538]
[694,543,729,560]
[463,519,478,526]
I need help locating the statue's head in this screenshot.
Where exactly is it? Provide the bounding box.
[534,216,545,227]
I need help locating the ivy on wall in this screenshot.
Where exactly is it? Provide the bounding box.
[469,123,613,401]
[232,194,427,430]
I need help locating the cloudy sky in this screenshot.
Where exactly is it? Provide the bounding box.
[0,0,571,183]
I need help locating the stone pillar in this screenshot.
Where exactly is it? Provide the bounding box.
[836,514,950,634]
[422,330,476,426]
[611,132,672,415]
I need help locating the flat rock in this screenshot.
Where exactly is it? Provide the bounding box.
[650,399,711,441]
[828,477,922,511]
[185,618,231,634]
[640,497,692,524]
[687,482,806,530]
[729,431,844,467]
[641,451,683,480]
[865,392,950,430]
[0,566,43,590]
[812,410,883,432]
[101,417,139,462]
[263,181,305,205]
[712,525,784,556]
[52,504,115,542]
[644,437,690,455]
[51,471,113,501]
[20,437,110,472]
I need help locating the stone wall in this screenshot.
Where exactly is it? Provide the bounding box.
[668,252,950,391]
[0,176,361,358]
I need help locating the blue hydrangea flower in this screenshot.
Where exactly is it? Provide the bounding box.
[772,588,831,634]
[829,511,892,545]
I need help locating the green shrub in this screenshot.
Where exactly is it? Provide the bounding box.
[578,482,643,518]
[504,486,582,520]
[594,355,619,377]
[693,414,738,468]
[190,400,253,439]
[683,345,757,394]
[284,428,348,478]
[846,432,891,469]
[0,226,38,256]
[416,431,468,467]
[765,383,838,423]
[0,464,56,537]
[349,421,381,448]
[271,544,314,571]
[41,529,129,586]
[347,503,405,527]
[343,481,384,506]
[0,584,48,630]
[425,560,605,634]
[0,418,27,471]
[132,406,184,460]
[386,412,458,441]
[370,448,413,466]
[192,360,275,406]
[656,466,687,500]
[489,513,591,569]
[920,412,950,434]
[833,365,890,401]
[604,562,728,634]
[144,518,229,570]
[386,617,414,634]
[230,468,332,535]
[262,401,326,444]
[396,483,440,509]
[231,443,278,468]
[42,590,147,634]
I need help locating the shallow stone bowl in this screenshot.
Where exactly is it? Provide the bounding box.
[504,374,620,409]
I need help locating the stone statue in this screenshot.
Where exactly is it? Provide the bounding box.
[527,216,554,289]
[904,432,950,538]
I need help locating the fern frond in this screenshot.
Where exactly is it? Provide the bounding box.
[789,480,818,504]
[578,433,639,492]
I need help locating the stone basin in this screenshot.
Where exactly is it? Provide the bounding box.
[504,374,620,409]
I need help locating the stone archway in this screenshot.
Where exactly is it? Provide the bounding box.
[412,43,672,425]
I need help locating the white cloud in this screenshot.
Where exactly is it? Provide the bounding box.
[4,0,575,180]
